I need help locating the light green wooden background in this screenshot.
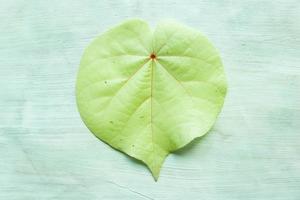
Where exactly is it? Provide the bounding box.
[1,0,300,199]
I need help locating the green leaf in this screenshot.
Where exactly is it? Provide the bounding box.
[76,19,227,180]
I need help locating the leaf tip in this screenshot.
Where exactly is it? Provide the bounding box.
[146,152,169,181]
[150,166,161,181]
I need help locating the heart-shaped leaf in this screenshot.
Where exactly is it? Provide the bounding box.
[76,19,227,180]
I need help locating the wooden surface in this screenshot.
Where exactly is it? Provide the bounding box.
[1,0,300,199]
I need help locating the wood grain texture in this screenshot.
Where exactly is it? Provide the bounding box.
[0,0,299,199]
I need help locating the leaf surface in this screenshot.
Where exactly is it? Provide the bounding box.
[76,19,227,180]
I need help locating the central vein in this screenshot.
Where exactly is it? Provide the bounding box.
[150,57,155,156]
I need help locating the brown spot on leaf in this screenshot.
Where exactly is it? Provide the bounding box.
[150,53,156,60]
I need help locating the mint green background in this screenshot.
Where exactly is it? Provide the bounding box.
[0,1,299,199]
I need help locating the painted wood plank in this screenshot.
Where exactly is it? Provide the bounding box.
[0,0,300,199]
